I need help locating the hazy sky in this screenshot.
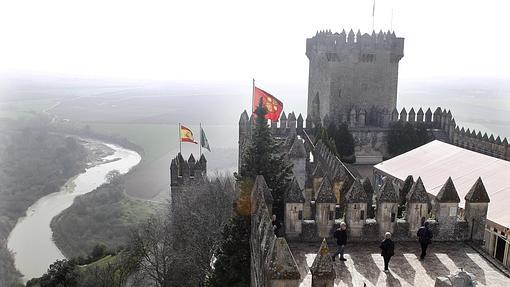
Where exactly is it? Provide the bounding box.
[1,0,510,86]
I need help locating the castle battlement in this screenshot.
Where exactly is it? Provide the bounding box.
[170,152,207,187]
[306,29,404,58]
[307,29,404,122]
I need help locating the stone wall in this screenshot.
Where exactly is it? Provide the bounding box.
[306,29,404,121]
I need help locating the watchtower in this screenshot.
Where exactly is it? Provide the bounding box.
[170,153,207,210]
[306,29,404,123]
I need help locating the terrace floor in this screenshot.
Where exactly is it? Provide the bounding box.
[289,241,510,286]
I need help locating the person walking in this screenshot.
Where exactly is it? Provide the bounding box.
[380,232,395,272]
[417,221,433,260]
[332,222,348,261]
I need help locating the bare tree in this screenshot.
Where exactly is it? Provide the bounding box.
[130,176,236,287]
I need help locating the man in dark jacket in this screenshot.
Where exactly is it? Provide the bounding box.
[331,222,347,261]
[380,232,395,272]
[417,221,433,260]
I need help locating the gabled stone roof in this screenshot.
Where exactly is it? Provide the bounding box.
[465,177,490,203]
[361,177,374,196]
[315,178,336,203]
[345,178,369,203]
[254,175,273,204]
[378,178,399,203]
[198,154,207,164]
[288,137,307,159]
[406,177,430,203]
[285,179,305,203]
[312,164,325,178]
[310,239,335,279]
[268,238,301,280]
[400,175,414,200]
[239,110,249,123]
[436,177,460,203]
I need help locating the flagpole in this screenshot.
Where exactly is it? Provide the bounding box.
[199,123,202,157]
[372,0,375,31]
[179,122,182,155]
[252,78,255,115]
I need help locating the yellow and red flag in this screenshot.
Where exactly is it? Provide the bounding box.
[180,125,198,144]
[253,86,283,122]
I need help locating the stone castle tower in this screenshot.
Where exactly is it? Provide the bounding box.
[306,29,404,124]
[170,153,207,209]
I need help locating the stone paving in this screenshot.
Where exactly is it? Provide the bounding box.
[289,241,510,286]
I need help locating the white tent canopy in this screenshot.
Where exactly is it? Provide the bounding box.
[374,140,510,228]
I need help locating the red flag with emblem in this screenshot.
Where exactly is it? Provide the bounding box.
[252,86,283,122]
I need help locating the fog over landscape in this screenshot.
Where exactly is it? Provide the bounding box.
[0,0,509,286]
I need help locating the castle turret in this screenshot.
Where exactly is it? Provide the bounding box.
[361,177,375,215]
[315,179,337,238]
[435,177,460,239]
[377,178,399,236]
[464,177,490,241]
[170,152,207,210]
[239,110,250,171]
[312,164,325,197]
[344,178,369,237]
[306,29,404,121]
[268,238,301,286]
[310,239,335,287]
[406,177,430,236]
[285,179,305,239]
[289,136,307,189]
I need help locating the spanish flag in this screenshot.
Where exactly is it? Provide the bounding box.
[180,125,198,144]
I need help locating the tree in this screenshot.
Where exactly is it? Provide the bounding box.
[206,210,250,287]
[315,125,338,156]
[206,178,251,287]
[240,100,293,219]
[130,177,236,286]
[26,259,79,287]
[387,121,431,156]
[334,122,355,161]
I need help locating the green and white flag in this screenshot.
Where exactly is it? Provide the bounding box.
[200,126,211,152]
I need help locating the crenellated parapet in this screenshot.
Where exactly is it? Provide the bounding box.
[170,152,207,187]
[453,126,509,160]
[251,175,301,287]
[306,29,404,62]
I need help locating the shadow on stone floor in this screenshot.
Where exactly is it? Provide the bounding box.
[449,247,486,285]
[419,252,451,280]
[334,260,353,287]
[350,251,381,286]
[385,271,403,287]
[388,252,416,285]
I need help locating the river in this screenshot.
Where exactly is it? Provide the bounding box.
[7,140,141,282]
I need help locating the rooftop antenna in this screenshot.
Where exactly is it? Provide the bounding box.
[372,0,376,31]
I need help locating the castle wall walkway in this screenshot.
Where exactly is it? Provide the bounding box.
[290,241,510,287]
